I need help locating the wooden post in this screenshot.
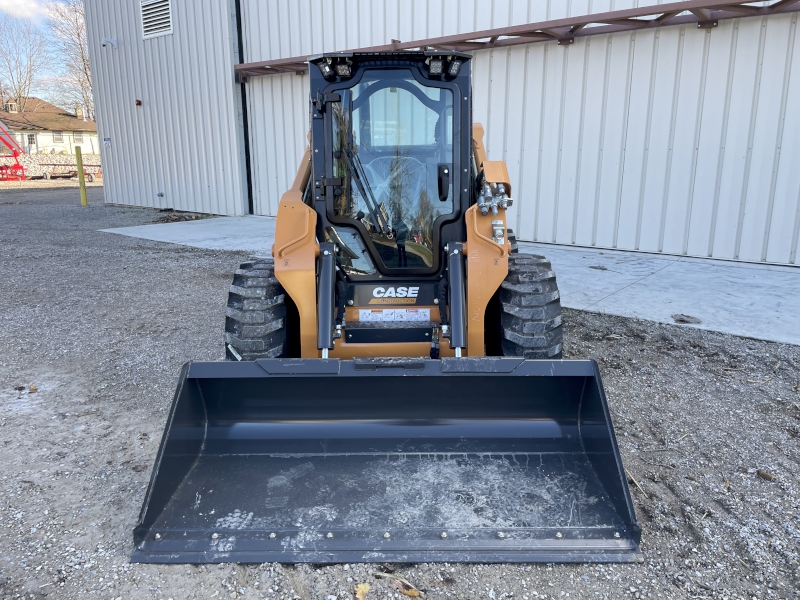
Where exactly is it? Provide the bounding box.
[75,146,88,207]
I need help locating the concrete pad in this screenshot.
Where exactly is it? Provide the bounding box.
[519,241,800,346]
[101,216,275,254]
[102,216,800,345]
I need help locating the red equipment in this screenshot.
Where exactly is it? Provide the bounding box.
[0,120,26,181]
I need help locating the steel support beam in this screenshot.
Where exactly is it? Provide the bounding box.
[235,0,800,79]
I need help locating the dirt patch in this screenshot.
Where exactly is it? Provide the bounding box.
[154,209,212,223]
[0,188,798,599]
[671,314,703,325]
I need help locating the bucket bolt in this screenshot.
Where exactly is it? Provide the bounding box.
[497,532,506,539]
[154,533,162,541]
[614,532,621,539]
[269,533,277,540]
[440,532,448,539]
[212,533,220,540]
[326,532,334,539]
[383,532,391,539]
[555,532,564,540]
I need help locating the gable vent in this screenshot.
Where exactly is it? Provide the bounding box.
[141,0,173,40]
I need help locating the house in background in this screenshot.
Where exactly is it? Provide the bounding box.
[1,97,99,155]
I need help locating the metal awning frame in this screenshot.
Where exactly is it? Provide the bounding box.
[234,0,800,80]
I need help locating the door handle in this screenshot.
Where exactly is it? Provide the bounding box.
[437,164,451,202]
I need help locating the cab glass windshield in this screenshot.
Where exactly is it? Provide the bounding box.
[331,70,454,270]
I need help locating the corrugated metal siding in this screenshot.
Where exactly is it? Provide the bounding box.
[85,0,248,215]
[244,71,309,217]
[242,0,800,265]
[495,9,799,265]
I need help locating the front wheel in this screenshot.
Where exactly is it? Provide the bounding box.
[224,260,289,361]
[486,253,563,359]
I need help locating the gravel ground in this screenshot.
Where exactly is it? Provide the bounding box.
[0,179,104,191]
[0,188,798,600]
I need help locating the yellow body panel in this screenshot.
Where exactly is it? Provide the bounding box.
[482,161,512,196]
[271,148,319,358]
[464,204,509,356]
[329,340,456,359]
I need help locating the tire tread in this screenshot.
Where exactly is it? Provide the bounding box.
[499,253,563,359]
[224,260,288,360]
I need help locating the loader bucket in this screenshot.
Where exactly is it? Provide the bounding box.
[132,358,641,563]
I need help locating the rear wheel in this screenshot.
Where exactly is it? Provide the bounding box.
[224,260,293,361]
[487,253,563,359]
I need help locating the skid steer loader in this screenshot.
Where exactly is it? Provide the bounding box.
[132,51,640,564]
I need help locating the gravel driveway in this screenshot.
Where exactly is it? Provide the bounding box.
[1,188,798,599]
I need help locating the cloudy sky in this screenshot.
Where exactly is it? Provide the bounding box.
[0,0,60,97]
[0,0,48,20]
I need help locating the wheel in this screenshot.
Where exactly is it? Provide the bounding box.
[507,227,519,254]
[486,253,563,359]
[43,172,51,180]
[224,259,296,360]
[86,173,94,183]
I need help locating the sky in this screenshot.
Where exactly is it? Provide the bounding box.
[0,0,62,99]
[0,0,49,20]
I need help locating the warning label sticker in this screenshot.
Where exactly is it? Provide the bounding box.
[358,308,431,322]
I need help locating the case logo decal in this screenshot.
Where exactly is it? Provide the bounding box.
[371,286,419,298]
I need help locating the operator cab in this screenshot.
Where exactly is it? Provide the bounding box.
[307,52,473,280]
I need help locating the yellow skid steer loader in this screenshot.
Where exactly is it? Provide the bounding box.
[132,52,640,564]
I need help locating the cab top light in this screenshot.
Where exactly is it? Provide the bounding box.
[335,63,352,77]
[429,59,444,75]
[448,59,462,76]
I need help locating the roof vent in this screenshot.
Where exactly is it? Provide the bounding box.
[141,0,172,40]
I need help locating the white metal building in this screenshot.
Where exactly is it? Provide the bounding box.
[85,0,800,265]
[85,0,249,215]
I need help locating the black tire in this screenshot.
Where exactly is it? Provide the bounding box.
[498,253,563,358]
[86,173,94,183]
[507,228,519,254]
[224,260,289,361]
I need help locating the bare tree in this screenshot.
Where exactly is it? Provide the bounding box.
[46,0,93,119]
[0,16,49,112]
